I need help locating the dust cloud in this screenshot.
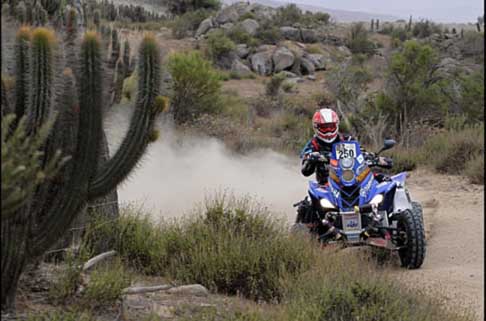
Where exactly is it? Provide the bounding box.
[104,105,309,223]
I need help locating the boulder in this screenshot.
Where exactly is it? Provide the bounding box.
[256,44,276,53]
[240,18,259,36]
[300,57,315,75]
[280,70,298,78]
[305,54,328,70]
[236,44,250,58]
[280,26,301,41]
[220,22,235,31]
[337,46,351,56]
[250,51,273,76]
[195,17,213,37]
[300,28,317,43]
[215,6,239,25]
[272,46,295,72]
[231,59,253,77]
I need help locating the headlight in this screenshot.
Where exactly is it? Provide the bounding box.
[340,158,354,169]
[342,169,354,182]
[369,194,384,206]
[320,199,336,209]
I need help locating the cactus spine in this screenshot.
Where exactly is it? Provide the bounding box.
[1,28,163,310]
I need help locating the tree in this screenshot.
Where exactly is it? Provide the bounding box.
[168,51,222,124]
[383,40,449,144]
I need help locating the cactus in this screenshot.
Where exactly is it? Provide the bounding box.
[122,39,133,77]
[40,0,59,15]
[371,19,374,31]
[476,22,481,32]
[1,27,164,310]
[93,8,100,29]
[110,28,120,69]
[376,19,379,30]
[15,1,26,23]
[407,15,412,31]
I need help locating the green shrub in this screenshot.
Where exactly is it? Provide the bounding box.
[255,25,282,44]
[85,195,315,302]
[226,25,260,47]
[166,0,220,15]
[422,125,484,174]
[464,153,484,184]
[187,253,474,321]
[84,205,168,274]
[206,29,236,61]
[168,51,222,124]
[239,12,256,21]
[265,72,287,97]
[386,148,419,173]
[412,19,442,38]
[49,249,91,304]
[171,9,212,39]
[82,258,132,307]
[347,23,375,54]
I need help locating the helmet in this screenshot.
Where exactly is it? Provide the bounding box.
[312,108,339,143]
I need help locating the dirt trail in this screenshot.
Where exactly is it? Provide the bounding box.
[394,169,484,320]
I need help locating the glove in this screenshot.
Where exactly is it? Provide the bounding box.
[377,156,393,169]
[308,152,327,163]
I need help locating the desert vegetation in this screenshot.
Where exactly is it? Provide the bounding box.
[1,0,484,319]
[19,196,476,320]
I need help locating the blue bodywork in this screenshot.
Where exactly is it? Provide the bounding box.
[308,141,407,212]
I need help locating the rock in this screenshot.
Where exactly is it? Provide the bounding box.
[272,46,295,72]
[250,51,273,76]
[236,44,250,58]
[301,28,317,43]
[246,3,277,20]
[231,59,252,77]
[195,17,213,37]
[281,70,298,78]
[221,22,235,31]
[305,54,328,70]
[240,18,259,36]
[167,284,209,297]
[280,26,301,41]
[286,77,304,84]
[215,6,239,25]
[337,46,351,56]
[256,44,276,52]
[300,57,315,75]
[307,74,316,81]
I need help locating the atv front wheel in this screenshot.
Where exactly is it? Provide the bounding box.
[396,208,426,269]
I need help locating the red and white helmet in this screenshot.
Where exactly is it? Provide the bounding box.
[312,108,339,143]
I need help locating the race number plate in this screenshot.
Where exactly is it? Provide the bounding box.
[336,143,357,159]
[342,212,362,232]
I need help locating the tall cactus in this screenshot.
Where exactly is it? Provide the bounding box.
[1,27,165,311]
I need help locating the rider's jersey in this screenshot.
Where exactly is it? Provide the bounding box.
[300,134,354,159]
[300,134,354,185]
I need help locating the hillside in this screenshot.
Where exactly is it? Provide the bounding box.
[223,0,401,22]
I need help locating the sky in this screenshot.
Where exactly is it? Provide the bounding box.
[289,0,483,23]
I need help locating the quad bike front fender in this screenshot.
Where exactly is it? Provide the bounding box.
[393,186,412,213]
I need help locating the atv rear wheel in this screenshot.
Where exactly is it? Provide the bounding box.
[396,208,426,269]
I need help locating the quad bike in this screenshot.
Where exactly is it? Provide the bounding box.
[292,139,426,269]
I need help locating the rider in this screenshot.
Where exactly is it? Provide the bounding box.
[300,108,351,185]
[296,107,392,224]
